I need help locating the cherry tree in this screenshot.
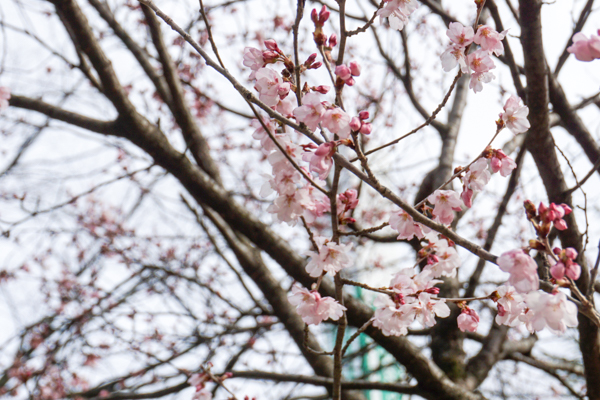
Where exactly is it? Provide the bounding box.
[0,0,599,399]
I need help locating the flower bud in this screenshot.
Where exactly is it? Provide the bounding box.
[425,287,440,295]
[359,123,372,135]
[334,65,351,80]
[319,5,330,23]
[358,110,369,120]
[264,39,280,52]
[313,85,330,94]
[349,61,361,76]
[345,77,355,86]
[328,34,338,47]
[523,200,537,220]
[311,8,319,24]
[309,61,322,70]
[304,53,317,66]
[262,50,279,63]
[350,117,361,131]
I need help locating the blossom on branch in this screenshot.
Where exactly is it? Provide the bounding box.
[457,307,479,332]
[550,247,580,281]
[567,31,600,61]
[474,25,508,56]
[377,0,418,31]
[500,95,530,134]
[389,208,428,240]
[497,249,539,293]
[427,189,463,224]
[288,285,346,325]
[522,291,578,334]
[305,237,353,277]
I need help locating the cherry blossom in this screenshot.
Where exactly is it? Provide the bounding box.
[254,68,290,107]
[423,235,461,278]
[251,117,279,154]
[0,87,10,111]
[497,249,539,293]
[461,158,491,208]
[322,107,352,138]
[489,149,516,177]
[377,0,418,31]
[303,142,336,180]
[550,247,580,281]
[539,202,572,231]
[293,92,324,130]
[493,285,525,326]
[242,47,265,79]
[500,95,530,134]
[523,291,578,334]
[457,307,479,332]
[441,45,469,73]
[567,31,600,61]
[336,189,359,220]
[372,295,416,336]
[469,71,495,93]
[389,208,428,240]
[288,285,346,325]
[447,22,474,46]
[305,237,353,277]
[474,25,508,56]
[428,189,463,224]
[414,292,450,327]
[267,191,308,224]
[468,49,495,74]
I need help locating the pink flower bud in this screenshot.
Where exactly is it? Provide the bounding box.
[278,82,291,97]
[319,5,330,23]
[305,53,317,66]
[314,85,330,94]
[311,8,319,24]
[345,77,355,86]
[350,117,361,131]
[309,61,322,70]
[359,123,372,135]
[425,287,440,295]
[358,110,369,120]
[264,39,279,52]
[335,65,351,80]
[565,248,578,260]
[262,50,279,63]
[328,34,338,47]
[349,61,361,76]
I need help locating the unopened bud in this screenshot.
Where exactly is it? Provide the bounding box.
[309,61,322,69]
[345,77,355,86]
[358,110,370,120]
[262,50,279,63]
[350,117,361,131]
[523,200,537,219]
[349,61,361,76]
[311,8,319,24]
[360,123,372,135]
[425,287,440,295]
[313,85,330,94]
[264,39,279,52]
[319,5,330,23]
[328,34,338,47]
[305,53,317,66]
[335,64,351,80]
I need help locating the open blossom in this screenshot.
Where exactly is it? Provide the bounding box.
[377,0,418,31]
[293,92,324,130]
[468,49,495,73]
[497,249,539,293]
[268,191,307,225]
[494,285,525,326]
[389,208,428,240]
[440,45,469,73]
[424,235,461,278]
[254,68,290,107]
[427,189,463,224]
[490,149,516,177]
[303,142,336,180]
[523,291,578,334]
[539,202,572,231]
[500,95,530,134]
[288,285,346,325]
[373,295,416,336]
[322,107,351,138]
[414,292,450,328]
[305,237,352,277]
[447,22,474,46]
[469,71,495,93]
[550,247,580,281]
[461,158,491,208]
[567,31,600,61]
[0,87,10,111]
[474,25,507,56]
[457,307,479,332]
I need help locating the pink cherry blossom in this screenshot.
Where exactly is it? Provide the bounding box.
[301,184,331,223]
[302,142,336,180]
[468,49,495,73]
[469,71,495,93]
[567,31,600,61]
[389,208,428,240]
[267,191,307,225]
[372,295,416,336]
[243,47,265,79]
[457,307,479,332]
[293,92,325,129]
[446,22,474,46]
[305,237,353,277]
[390,268,419,295]
[251,117,279,154]
[500,95,530,134]
[474,25,507,56]
[0,87,10,111]
[550,247,580,281]
[337,189,359,216]
[490,149,516,177]
[427,189,463,224]
[322,108,351,138]
[463,158,491,191]
[254,68,290,107]
[494,285,525,326]
[424,235,461,278]
[440,45,469,73]
[335,64,352,81]
[414,292,450,328]
[497,249,539,293]
[377,0,418,31]
[288,285,346,325]
[523,291,578,334]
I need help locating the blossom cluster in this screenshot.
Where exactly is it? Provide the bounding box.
[441,22,508,92]
[377,0,419,31]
